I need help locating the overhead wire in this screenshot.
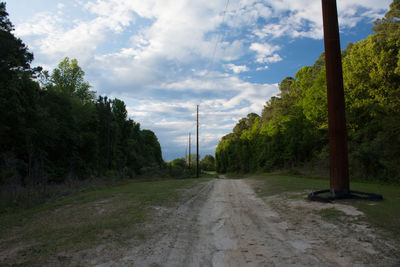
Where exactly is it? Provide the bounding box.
[181,1,233,160]
[199,0,232,139]
[220,1,257,64]
[191,0,251,159]
[220,0,242,62]
[208,0,231,72]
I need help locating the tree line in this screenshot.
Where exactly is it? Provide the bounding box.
[167,154,215,178]
[215,0,400,183]
[0,2,162,190]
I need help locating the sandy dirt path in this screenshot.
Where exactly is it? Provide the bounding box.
[87,179,398,266]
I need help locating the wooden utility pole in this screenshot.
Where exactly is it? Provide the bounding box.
[322,0,350,196]
[106,97,111,169]
[189,132,191,169]
[196,105,199,178]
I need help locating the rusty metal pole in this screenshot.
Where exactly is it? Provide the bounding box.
[322,0,350,196]
[196,105,199,178]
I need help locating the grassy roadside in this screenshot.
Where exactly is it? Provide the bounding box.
[0,177,209,265]
[246,173,400,239]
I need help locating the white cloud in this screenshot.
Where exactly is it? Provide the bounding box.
[16,0,136,64]
[264,54,282,63]
[14,0,389,80]
[225,64,249,74]
[249,42,282,64]
[256,66,269,71]
[120,73,278,159]
[11,0,391,159]
[254,0,390,40]
[15,13,62,37]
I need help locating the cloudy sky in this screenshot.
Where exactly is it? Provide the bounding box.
[6,0,390,161]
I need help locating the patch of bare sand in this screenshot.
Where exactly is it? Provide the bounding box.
[289,198,364,216]
[254,187,400,266]
[71,179,399,266]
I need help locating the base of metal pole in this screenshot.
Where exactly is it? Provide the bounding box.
[308,189,383,202]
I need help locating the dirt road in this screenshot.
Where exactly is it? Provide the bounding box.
[84,179,398,266]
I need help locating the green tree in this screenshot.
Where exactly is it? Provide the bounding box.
[215,0,400,182]
[342,0,400,181]
[200,155,215,171]
[0,2,34,79]
[0,2,43,186]
[0,2,166,188]
[50,57,95,102]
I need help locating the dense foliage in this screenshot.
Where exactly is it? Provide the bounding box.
[0,3,162,188]
[200,154,216,171]
[165,154,215,178]
[216,0,400,183]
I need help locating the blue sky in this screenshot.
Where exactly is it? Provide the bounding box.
[5,0,390,161]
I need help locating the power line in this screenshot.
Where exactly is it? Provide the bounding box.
[209,0,231,71]
[220,0,256,62]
